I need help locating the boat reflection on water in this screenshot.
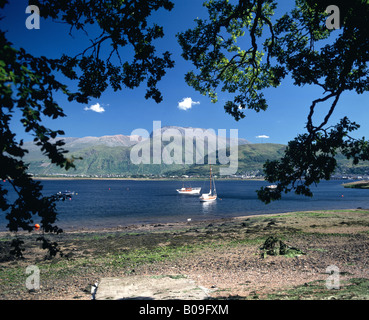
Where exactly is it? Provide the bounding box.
[201,199,217,214]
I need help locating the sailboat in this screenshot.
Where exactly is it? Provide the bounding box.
[176,185,201,195]
[199,165,217,202]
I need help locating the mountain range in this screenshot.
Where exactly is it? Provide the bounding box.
[23,126,250,176]
[21,126,369,177]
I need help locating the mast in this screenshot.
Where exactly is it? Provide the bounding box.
[209,165,211,194]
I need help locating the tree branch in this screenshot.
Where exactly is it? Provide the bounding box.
[306,91,340,133]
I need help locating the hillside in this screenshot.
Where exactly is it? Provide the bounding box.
[166,143,287,177]
[22,129,369,177]
[26,144,187,176]
[25,142,288,177]
[23,127,250,176]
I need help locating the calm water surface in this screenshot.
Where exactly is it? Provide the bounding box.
[1,179,368,231]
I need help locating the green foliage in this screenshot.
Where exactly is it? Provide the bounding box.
[178,0,283,121]
[9,238,25,259]
[258,118,369,203]
[3,0,369,257]
[179,0,369,203]
[33,0,175,103]
[0,0,174,257]
[260,236,305,258]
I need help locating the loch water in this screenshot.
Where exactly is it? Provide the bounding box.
[1,179,368,231]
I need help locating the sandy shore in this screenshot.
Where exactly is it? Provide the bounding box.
[0,209,369,300]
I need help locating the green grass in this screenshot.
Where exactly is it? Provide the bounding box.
[343,181,369,189]
[267,278,369,300]
[150,275,187,280]
[2,208,368,299]
[0,266,29,295]
[0,229,269,296]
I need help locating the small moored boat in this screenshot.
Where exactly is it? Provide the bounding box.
[176,187,201,195]
[199,165,217,202]
[266,184,277,189]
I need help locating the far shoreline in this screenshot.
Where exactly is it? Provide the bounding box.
[31,176,358,183]
[32,176,266,181]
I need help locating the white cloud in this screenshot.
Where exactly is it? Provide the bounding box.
[256,135,270,139]
[84,103,105,113]
[177,97,200,111]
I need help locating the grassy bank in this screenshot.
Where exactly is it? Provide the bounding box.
[342,180,369,189]
[1,209,369,300]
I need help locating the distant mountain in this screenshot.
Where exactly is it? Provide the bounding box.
[151,126,250,146]
[166,143,287,176]
[21,127,369,177]
[23,126,251,176]
[62,134,143,148]
[25,143,284,177]
[23,134,143,153]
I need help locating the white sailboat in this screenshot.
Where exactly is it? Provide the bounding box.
[176,186,201,195]
[199,165,217,202]
[176,179,201,194]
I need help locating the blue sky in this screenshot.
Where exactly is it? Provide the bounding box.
[1,0,369,145]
